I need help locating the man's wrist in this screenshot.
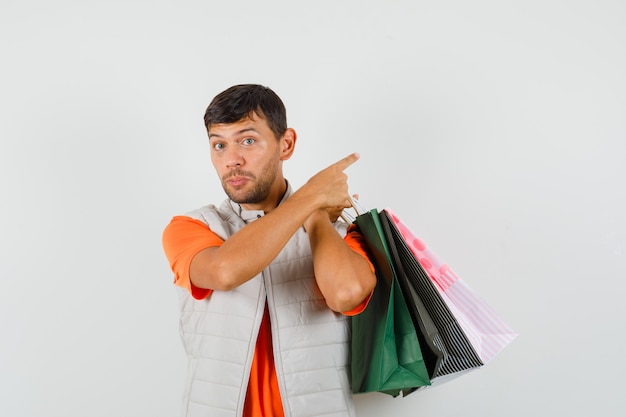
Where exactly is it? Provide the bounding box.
[303,209,329,233]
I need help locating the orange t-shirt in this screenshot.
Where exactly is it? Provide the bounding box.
[162,216,374,417]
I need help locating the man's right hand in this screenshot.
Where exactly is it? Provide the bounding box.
[301,153,360,212]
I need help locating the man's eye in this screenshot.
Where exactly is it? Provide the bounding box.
[213,143,225,151]
[243,138,255,145]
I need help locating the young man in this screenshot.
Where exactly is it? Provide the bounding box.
[162,84,376,417]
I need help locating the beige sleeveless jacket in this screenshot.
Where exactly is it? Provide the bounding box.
[177,186,356,417]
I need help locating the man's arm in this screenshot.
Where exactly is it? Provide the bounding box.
[305,210,376,313]
[189,154,361,291]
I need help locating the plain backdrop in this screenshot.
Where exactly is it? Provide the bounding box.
[1,1,625,416]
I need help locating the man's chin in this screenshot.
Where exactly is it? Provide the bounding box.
[225,189,257,205]
[223,182,271,205]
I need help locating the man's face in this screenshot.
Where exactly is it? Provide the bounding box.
[208,113,283,207]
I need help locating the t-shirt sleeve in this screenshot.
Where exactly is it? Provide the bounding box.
[162,215,224,300]
[341,224,375,316]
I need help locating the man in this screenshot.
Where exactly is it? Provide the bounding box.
[162,84,376,417]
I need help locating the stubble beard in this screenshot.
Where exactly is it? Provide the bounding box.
[222,154,279,205]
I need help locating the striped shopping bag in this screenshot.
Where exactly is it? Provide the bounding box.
[378,211,483,384]
[383,208,518,364]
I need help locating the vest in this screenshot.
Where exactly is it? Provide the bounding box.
[177,185,356,417]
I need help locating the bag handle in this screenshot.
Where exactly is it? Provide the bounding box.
[340,196,368,223]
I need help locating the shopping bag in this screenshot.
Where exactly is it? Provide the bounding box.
[376,225,445,381]
[384,208,518,363]
[350,209,431,397]
[378,210,484,380]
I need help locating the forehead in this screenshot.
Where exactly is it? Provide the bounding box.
[208,112,272,137]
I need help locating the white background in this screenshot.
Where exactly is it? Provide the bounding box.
[1,1,625,416]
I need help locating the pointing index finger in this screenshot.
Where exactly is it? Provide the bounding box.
[334,152,360,171]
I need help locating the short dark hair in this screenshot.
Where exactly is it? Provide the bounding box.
[203,84,287,140]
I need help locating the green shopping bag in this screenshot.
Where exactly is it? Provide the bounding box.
[351,209,431,396]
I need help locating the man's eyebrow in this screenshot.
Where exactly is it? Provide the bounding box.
[209,127,259,139]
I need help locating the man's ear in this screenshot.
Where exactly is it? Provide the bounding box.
[279,128,297,161]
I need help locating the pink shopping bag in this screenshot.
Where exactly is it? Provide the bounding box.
[384,208,518,363]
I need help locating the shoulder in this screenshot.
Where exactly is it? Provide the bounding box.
[169,200,245,241]
[184,204,225,222]
[186,201,243,227]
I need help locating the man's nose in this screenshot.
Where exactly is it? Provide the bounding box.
[225,148,244,168]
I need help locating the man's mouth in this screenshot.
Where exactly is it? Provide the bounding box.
[226,175,250,187]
